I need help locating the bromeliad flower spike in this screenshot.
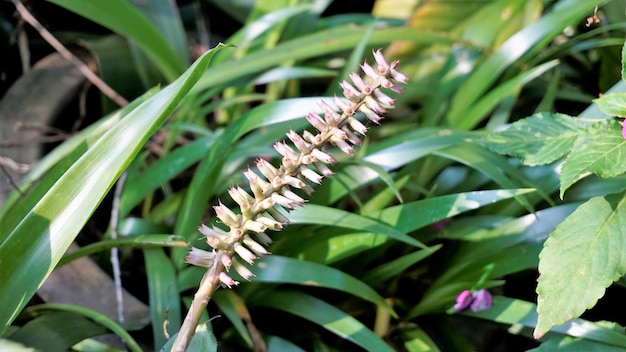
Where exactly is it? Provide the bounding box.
[172,50,408,351]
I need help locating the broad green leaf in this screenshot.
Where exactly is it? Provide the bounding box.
[0,47,224,334]
[535,192,626,338]
[144,248,181,349]
[482,112,590,166]
[249,255,396,317]
[49,0,184,81]
[580,81,626,120]
[594,93,626,117]
[464,297,626,349]
[252,290,394,352]
[560,119,626,197]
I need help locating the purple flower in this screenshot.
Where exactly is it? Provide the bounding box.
[453,289,493,313]
[470,289,493,312]
[453,290,474,312]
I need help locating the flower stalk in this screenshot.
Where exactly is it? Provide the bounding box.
[172,50,408,351]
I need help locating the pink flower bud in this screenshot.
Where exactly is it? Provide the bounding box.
[185,247,215,268]
[373,49,390,75]
[306,112,328,133]
[340,80,362,102]
[453,290,473,312]
[360,62,378,80]
[349,72,371,95]
[374,89,395,107]
[219,272,239,288]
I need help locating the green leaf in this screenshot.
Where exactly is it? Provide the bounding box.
[535,192,626,338]
[252,290,394,352]
[249,255,396,317]
[0,46,225,334]
[531,335,626,352]
[193,25,456,93]
[288,204,426,248]
[120,135,216,214]
[8,311,108,351]
[464,296,626,349]
[144,248,182,349]
[457,59,558,130]
[560,119,626,197]
[48,0,184,81]
[16,303,142,352]
[57,235,188,268]
[285,189,534,264]
[161,323,217,352]
[212,291,253,348]
[447,0,605,128]
[594,93,626,117]
[482,112,590,166]
[398,325,441,352]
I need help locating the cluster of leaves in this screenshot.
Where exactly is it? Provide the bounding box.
[1,0,626,351]
[482,43,626,341]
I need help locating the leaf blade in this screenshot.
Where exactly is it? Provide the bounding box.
[535,192,626,338]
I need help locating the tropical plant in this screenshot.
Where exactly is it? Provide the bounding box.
[2,0,626,351]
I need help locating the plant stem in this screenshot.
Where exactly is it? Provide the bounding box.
[171,253,225,352]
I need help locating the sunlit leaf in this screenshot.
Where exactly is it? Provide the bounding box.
[252,290,394,352]
[481,112,590,166]
[594,93,626,117]
[535,192,626,338]
[0,46,225,334]
[249,255,396,317]
[560,119,626,197]
[464,296,626,348]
